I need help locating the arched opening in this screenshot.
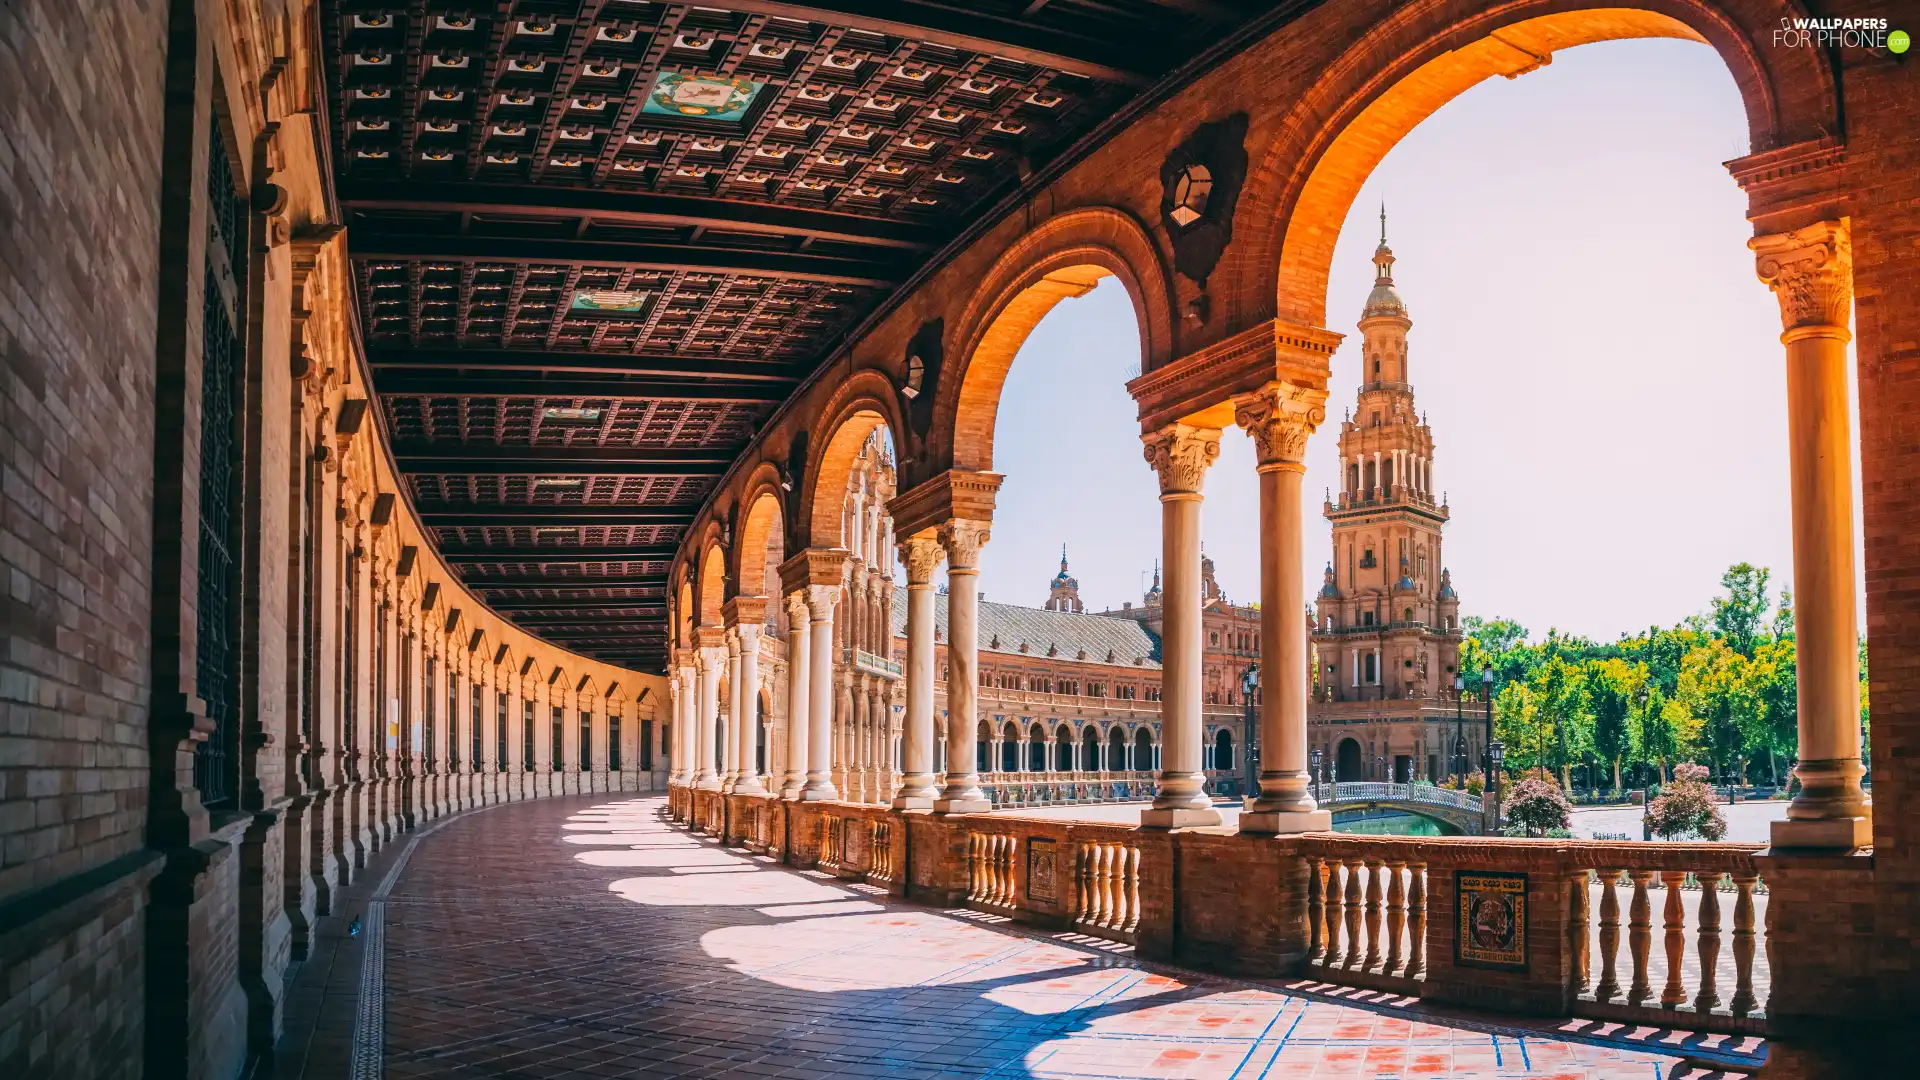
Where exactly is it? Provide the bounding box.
[1028,722,1047,773]
[1001,721,1020,772]
[1133,728,1154,774]
[1055,724,1074,771]
[1107,727,1127,773]
[1336,738,1365,783]
[1080,726,1100,773]
[1214,729,1234,774]
[977,719,991,773]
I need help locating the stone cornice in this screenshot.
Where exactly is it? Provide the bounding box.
[722,595,769,628]
[1128,318,1341,433]
[778,547,851,594]
[1726,137,1846,232]
[888,468,1005,542]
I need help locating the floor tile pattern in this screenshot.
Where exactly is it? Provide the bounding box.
[345,796,1704,1078]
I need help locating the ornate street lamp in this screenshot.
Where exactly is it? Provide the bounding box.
[1480,664,1496,776]
[1452,675,1467,783]
[1310,745,1324,803]
[1241,663,1260,802]
[1488,739,1506,834]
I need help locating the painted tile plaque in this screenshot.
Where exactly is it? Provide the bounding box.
[1455,870,1527,970]
[641,71,764,122]
[1026,838,1058,903]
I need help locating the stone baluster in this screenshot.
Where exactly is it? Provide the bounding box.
[1627,870,1655,1006]
[1659,871,1689,1008]
[1362,858,1385,972]
[1325,861,1347,968]
[1694,873,1723,1014]
[1343,857,1365,971]
[1595,869,1622,1002]
[1384,861,1406,977]
[1307,858,1327,964]
[1730,873,1759,1017]
[1567,869,1591,999]
[1406,863,1427,980]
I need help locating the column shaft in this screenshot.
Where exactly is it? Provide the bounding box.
[1142,424,1221,827]
[782,594,810,799]
[735,625,766,795]
[695,648,723,790]
[724,632,743,790]
[801,589,839,800]
[934,520,992,812]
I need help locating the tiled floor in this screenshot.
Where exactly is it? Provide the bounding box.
[277,796,1751,1079]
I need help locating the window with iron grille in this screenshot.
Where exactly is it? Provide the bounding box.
[496,693,508,772]
[551,706,564,768]
[424,657,436,768]
[343,557,359,782]
[192,112,247,810]
[522,700,534,772]
[641,719,653,772]
[610,715,623,772]
[472,684,484,769]
[446,668,459,769]
[301,462,320,789]
[579,710,593,771]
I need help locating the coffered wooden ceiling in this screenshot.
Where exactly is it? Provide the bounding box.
[323,0,1274,671]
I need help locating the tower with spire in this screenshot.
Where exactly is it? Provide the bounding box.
[1310,210,1468,782]
[1045,544,1085,613]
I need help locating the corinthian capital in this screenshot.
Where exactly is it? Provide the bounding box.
[937,518,991,570]
[1751,220,1852,336]
[899,531,945,585]
[1233,381,1327,466]
[785,590,810,626]
[1142,423,1222,495]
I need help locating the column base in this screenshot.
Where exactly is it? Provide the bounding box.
[892,795,935,810]
[933,797,992,814]
[1770,815,1871,852]
[695,779,721,791]
[1140,806,1222,829]
[799,784,840,802]
[1238,808,1331,835]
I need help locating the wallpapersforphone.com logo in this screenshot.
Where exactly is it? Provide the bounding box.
[1773,16,1909,52]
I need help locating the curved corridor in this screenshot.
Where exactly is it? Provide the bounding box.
[271,796,1749,1079]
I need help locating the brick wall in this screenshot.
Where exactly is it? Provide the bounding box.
[0,0,170,1074]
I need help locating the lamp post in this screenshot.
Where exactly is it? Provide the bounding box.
[1311,746,1324,804]
[1452,675,1467,783]
[1487,740,1505,835]
[1241,663,1260,803]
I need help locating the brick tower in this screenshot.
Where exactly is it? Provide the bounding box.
[1311,210,1466,783]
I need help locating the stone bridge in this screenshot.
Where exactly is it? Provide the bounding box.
[1317,782,1485,835]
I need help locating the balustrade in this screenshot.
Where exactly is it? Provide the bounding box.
[869,820,896,884]
[967,832,1017,909]
[1300,840,1429,990]
[1071,840,1142,942]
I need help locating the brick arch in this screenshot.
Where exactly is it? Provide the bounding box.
[672,572,693,652]
[936,206,1173,474]
[801,369,902,551]
[1226,0,1839,330]
[731,466,787,598]
[695,540,727,631]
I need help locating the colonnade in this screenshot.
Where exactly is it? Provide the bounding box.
[670,220,1868,849]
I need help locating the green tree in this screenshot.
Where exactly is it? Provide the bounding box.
[1585,658,1643,792]
[1492,681,1543,775]
[1712,563,1772,657]
[1677,641,1758,784]
[1529,655,1588,788]
[1748,637,1797,783]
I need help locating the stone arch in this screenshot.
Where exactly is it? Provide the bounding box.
[936,207,1174,474]
[801,373,902,551]
[673,573,694,651]
[1227,0,1840,330]
[1132,726,1155,771]
[695,541,726,631]
[1336,737,1366,783]
[1107,725,1128,771]
[733,467,787,599]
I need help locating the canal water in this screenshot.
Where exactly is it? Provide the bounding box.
[1331,809,1450,836]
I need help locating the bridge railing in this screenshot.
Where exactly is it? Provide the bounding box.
[1322,781,1481,814]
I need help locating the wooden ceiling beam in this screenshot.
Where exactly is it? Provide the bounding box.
[460,574,669,589]
[341,182,941,251]
[369,347,808,382]
[397,444,734,474]
[418,508,690,526]
[373,375,791,402]
[437,544,678,564]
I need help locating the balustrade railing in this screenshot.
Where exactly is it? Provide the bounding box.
[1300,840,1428,990]
[1072,840,1142,942]
[869,820,896,885]
[819,814,847,872]
[967,832,1018,909]
[1321,781,1480,813]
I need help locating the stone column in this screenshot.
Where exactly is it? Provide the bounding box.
[782,593,810,799]
[801,586,840,801]
[669,662,690,783]
[1753,221,1869,850]
[734,623,766,795]
[1236,383,1334,834]
[695,644,725,790]
[934,519,993,812]
[895,535,940,808]
[724,629,743,791]
[1142,423,1222,827]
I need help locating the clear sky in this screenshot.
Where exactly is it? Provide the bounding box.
[971,38,1863,643]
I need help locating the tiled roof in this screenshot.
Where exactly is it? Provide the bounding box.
[892,592,1161,669]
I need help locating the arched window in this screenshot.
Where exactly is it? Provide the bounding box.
[1001,721,1020,772]
[1133,728,1155,772]
[1081,726,1100,773]
[1029,736,1047,773]
[1214,728,1234,772]
[1107,727,1127,771]
[1055,724,1073,771]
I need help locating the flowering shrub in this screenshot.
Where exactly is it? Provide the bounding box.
[1502,776,1573,837]
[1646,763,1727,841]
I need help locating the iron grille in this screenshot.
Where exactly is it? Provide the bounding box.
[579,710,592,771]
[193,116,246,809]
[496,693,508,773]
[424,658,436,768]
[641,719,653,772]
[471,685,483,769]
[344,558,359,782]
[610,715,622,772]
[522,701,534,772]
[551,706,564,768]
